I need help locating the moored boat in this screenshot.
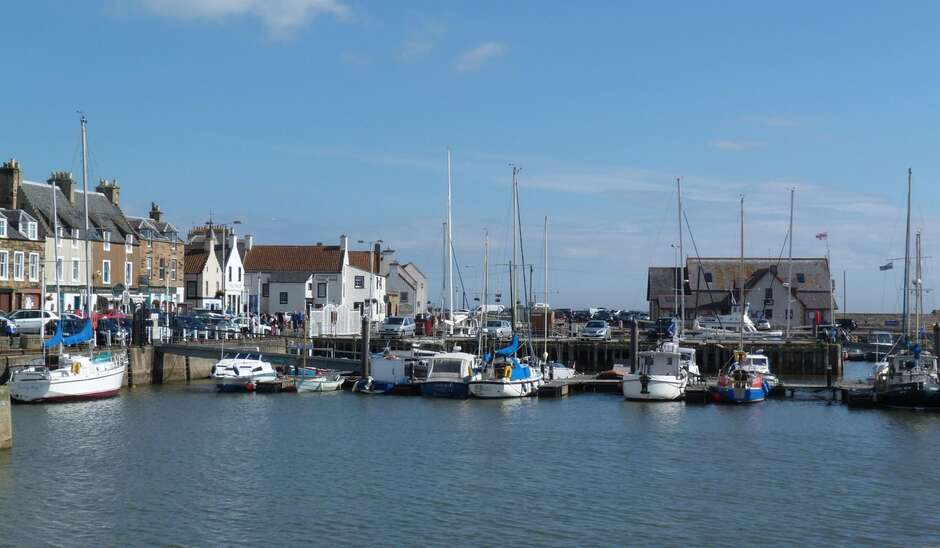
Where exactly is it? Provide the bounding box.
[297,371,344,392]
[622,341,698,401]
[468,336,542,398]
[212,352,277,392]
[420,352,479,398]
[709,352,770,403]
[9,352,127,403]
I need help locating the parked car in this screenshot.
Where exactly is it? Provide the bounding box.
[554,308,572,321]
[572,310,592,322]
[232,316,272,335]
[756,318,772,330]
[482,319,513,339]
[647,317,678,339]
[9,309,58,334]
[381,316,416,338]
[580,320,611,340]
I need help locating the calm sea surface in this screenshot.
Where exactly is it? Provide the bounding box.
[2,362,940,547]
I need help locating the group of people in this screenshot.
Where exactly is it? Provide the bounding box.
[252,311,306,336]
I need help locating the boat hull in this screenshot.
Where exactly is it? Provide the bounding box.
[10,367,125,403]
[708,385,767,403]
[623,375,685,401]
[468,378,540,398]
[875,382,940,409]
[296,378,344,392]
[420,380,470,399]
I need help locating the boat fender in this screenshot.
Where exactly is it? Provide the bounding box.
[502,366,512,379]
[71,362,81,375]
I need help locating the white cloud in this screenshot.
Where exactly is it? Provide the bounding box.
[708,139,761,151]
[138,0,349,35]
[454,42,505,72]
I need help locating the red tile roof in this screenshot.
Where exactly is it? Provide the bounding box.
[184,251,208,274]
[244,245,379,273]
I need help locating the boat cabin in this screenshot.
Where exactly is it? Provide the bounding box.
[633,351,683,378]
[427,352,477,381]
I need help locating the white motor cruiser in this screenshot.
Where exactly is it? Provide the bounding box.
[212,352,277,392]
[622,341,699,401]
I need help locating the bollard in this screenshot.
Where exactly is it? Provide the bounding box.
[0,384,11,450]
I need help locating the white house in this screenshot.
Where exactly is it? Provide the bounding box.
[184,230,222,310]
[245,234,386,322]
[379,248,428,316]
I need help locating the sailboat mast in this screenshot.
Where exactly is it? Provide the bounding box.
[447,148,454,336]
[786,187,794,339]
[51,179,63,355]
[510,166,519,328]
[677,177,684,337]
[739,195,745,352]
[80,115,94,349]
[902,168,912,341]
[915,231,922,343]
[479,232,488,357]
[543,216,548,361]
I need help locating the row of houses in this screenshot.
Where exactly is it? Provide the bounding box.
[647,257,837,327]
[0,158,429,320]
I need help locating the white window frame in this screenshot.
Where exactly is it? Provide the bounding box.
[0,219,7,238]
[56,257,64,281]
[102,260,111,284]
[126,234,134,253]
[72,228,79,248]
[146,256,152,273]
[27,222,37,241]
[171,259,177,281]
[0,251,8,280]
[56,226,64,247]
[102,230,111,251]
[72,259,80,282]
[28,253,39,281]
[125,261,132,284]
[13,252,24,281]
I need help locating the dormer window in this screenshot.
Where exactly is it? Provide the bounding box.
[0,218,7,238]
[126,234,134,253]
[103,230,111,250]
[27,222,37,241]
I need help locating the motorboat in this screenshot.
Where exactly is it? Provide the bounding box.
[693,303,783,338]
[735,351,779,388]
[468,336,543,398]
[542,361,576,380]
[420,352,479,398]
[296,370,344,392]
[211,352,277,392]
[353,347,435,394]
[622,341,699,401]
[708,351,771,403]
[873,346,940,409]
[9,351,127,403]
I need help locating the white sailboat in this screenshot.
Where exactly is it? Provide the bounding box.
[9,115,127,403]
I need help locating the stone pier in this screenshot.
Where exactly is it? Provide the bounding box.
[0,385,11,450]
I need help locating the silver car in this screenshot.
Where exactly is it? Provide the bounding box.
[580,320,611,341]
[381,316,416,338]
[482,319,512,339]
[9,309,58,334]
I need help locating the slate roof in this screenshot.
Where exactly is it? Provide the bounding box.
[796,290,838,310]
[686,257,830,292]
[20,180,134,242]
[0,208,37,241]
[647,267,683,301]
[244,245,379,274]
[269,271,312,283]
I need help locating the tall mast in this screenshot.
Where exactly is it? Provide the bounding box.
[676,177,684,337]
[902,168,912,342]
[786,187,794,339]
[915,230,922,343]
[80,115,93,348]
[51,178,63,355]
[510,166,519,328]
[739,195,745,352]
[543,216,549,361]
[447,148,454,336]
[478,231,488,357]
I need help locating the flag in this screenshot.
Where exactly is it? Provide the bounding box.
[815,232,828,240]
[879,262,893,271]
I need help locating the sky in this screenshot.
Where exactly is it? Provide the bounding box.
[1,1,939,312]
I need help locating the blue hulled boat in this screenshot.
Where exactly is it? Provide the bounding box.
[420,352,479,398]
[709,352,771,403]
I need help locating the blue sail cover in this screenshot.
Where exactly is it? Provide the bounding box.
[63,320,93,346]
[495,335,520,357]
[41,320,63,349]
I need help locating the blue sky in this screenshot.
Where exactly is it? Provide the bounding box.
[2,1,938,312]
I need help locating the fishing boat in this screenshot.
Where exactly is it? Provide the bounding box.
[872,170,940,409]
[9,115,127,403]
[420,352,479,398]
[735,351,779,388]
[622,341,698,401]
[468,336,543,398]
[296,370,344,392]
[211,352,278,392]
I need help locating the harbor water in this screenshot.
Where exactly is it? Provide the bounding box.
[2,362,940,547]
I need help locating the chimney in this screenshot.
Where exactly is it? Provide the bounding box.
[340,234,348,252]
[149,202,162,223]
[206,225,217,252]
[373,243,381,273]
[48,171,75,204]
[96,179,120,206]
[245,234,253,251]
[0,159,22,210]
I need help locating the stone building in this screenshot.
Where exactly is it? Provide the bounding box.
[126,203,185,311]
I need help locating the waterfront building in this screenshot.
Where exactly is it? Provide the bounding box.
[244,234,386,321]
[183,228,223,310]
[126,203,185,312]
[187,224,247,315]
[379,246,428,316]
[647,257,837,327]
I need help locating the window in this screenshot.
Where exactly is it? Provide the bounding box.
[354,275,365,289]
[171,259,177,280]
[205,280,208,294]
[126,234,133,253]
[377,277,382,289]
[317,282,327,298]
[0,219,7,238]
[764,287,773,300]
[186,280,197,297]
[102,230,111,250]
[279,292,288,305]
[703,272,713,283]
[72,259,80,282]
[102,260,111,284]
[147,238,152,248]
[27,253,38,281]
[796,273,806,284]
[146,256,152,273]
[56,226,64,246]
[262,283,269,297]
[159,258,166,280]
[0,251,8,279]
[56,257,63,281]
[27,222,37,241]
[72,228,79,248]
[238,267,242,282]
[401,291,409,303]
[228,266,232,282]
[125,261,132,284]
[13,252,24,280]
